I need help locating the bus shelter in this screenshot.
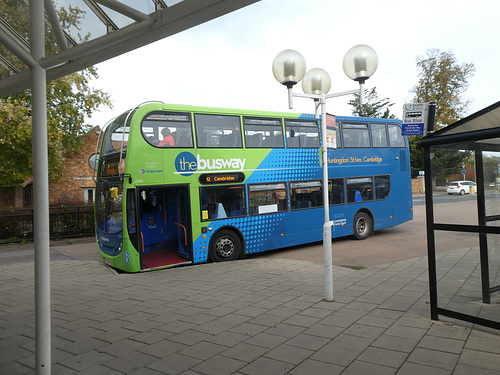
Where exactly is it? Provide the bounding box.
[418,100,500,330]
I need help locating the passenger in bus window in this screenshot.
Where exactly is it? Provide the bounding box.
[159,128,175,147]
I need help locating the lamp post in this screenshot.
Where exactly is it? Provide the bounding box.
[272,45,377,301]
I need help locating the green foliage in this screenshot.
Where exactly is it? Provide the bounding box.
[0,2,112,185]
[348,87,397,119]
[431,149,470,182]
[0,70,112,185]
[408,136,424,178]
[409,49,475,178]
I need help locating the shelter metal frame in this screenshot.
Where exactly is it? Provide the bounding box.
[419,100,500,330]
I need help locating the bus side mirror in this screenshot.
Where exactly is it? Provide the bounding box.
[109,187,118,199]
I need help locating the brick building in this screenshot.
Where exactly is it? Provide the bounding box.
[0,126,100,209]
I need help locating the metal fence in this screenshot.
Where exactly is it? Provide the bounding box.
[0,206,95,243]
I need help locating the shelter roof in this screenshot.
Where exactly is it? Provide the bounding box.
[0,0,258,98]
[418,100,500,151]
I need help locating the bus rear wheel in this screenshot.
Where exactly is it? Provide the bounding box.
[210,229,241,262]
[353,212,372,240]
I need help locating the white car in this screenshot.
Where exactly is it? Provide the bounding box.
[446,181,476,195]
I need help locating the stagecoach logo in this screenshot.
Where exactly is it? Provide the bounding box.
[140,168,163,174]
[175,152,246,177]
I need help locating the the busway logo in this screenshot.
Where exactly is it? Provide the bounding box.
[175,152,246,176]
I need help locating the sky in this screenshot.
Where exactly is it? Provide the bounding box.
[87,0,500,128]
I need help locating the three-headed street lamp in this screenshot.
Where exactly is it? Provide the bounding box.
[272,45,378,301]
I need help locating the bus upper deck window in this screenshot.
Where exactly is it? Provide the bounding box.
[342,123,370,148]
[285,119,320,148]
[141,112,194,148]
[371,124,388,148]
[243,117,284,148]
[195,114,242,148]
[388,125,406,147]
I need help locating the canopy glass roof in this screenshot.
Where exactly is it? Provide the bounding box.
[0,0,259,98]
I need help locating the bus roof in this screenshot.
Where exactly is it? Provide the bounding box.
[113,102,403,126]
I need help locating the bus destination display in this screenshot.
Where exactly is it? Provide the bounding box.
[199,172,245,185]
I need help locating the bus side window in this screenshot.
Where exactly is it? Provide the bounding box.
[249,183,287,215]
[388,125,406,147]
[342,123,369,148]
[141,112,193,148]
[375,175,390,200]
[371,124,388,148]
[243,117,284,148]
[346,177,373,203]
[285,119,320,148]
[329,178,344,205]
[195,114,243,148]
[200,185,246,220]
[290,181,323,210]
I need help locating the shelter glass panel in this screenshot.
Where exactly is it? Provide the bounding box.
[430,147,477,226]
[435,232,500,323]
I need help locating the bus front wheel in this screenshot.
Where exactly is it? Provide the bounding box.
[353,212,372,240]
[210,229,241,262]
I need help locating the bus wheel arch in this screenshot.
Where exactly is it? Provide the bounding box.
[209,227,245,262]
[352,209,373,240]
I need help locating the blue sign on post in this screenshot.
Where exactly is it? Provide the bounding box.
[402,123,425,136]
[462,169,466,175]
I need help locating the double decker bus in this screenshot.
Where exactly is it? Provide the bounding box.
[95,102,412,272]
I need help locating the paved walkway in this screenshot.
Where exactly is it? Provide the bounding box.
[1,242,499,374]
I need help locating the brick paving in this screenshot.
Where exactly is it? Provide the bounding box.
[0,242,499,374]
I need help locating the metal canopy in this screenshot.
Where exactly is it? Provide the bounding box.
[0,0,259,99]
[418,100,500,151]
[1,1,260,373]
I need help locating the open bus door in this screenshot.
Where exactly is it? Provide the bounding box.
[137,186,192,270]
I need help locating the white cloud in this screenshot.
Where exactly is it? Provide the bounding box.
[87,0,500,127]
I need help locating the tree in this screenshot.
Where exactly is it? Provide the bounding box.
[348,87,397,118]
[0,2,112,185]
[408,49,475,178]
[410,49,475,130]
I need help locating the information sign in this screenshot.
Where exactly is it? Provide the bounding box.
[402,103,428,136]
[326,114,337,149]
